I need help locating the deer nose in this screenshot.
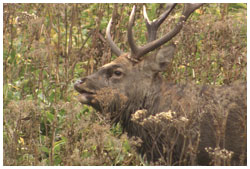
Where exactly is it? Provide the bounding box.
[74,78,87,92]
[74,78,86,89]
[75,78,86,85]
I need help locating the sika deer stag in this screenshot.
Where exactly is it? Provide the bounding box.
[74,4,247,165]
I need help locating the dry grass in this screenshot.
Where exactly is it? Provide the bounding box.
[3,3,246,166]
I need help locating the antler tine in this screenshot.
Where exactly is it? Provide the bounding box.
[135,3,203,59]
[182,3,204,19]
[143,4,177,42]
[127,5,139,57]
[106,18,124,56]
[156,4,177,28]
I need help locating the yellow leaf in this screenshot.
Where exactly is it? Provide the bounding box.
[19,137,25,145]
[196,9,202,14]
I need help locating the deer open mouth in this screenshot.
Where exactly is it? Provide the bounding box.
[75,88,95,95]
[74,83,100,108]
[76,90,95,103]
[76,89,101,111]
[74,82,95,95]
[75,87,96,100]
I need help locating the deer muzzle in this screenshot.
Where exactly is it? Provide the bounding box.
[74,79,97,105]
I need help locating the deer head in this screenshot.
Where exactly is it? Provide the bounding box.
[74,4,203,113]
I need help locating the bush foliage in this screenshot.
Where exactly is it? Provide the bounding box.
[3,3,246,165]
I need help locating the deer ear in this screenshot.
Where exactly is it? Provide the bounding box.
[142,44,175,74]
[147,44,175,72]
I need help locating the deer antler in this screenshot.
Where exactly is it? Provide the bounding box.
[106,4,203,59]
[106,18,124,56]
[143,4,177,42]
[128,3,203,60]
[127,5,138,58]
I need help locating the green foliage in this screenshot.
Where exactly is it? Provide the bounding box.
[3,3,246,166]
[229,3,246,11]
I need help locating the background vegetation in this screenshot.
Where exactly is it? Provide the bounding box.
[3,3,247,165]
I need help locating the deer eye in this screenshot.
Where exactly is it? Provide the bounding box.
[114,70,122,76]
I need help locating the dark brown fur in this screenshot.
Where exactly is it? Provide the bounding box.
[75,52,247,165]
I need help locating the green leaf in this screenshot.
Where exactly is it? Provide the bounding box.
[58,109,66,117]
[123,140,130,152]
[54,139,65,153]
[40,146,49,154]
[229,3,247,11]
[46,111,54,123]
[91,145,97,151]
[54,155,62,165]
[9,49,16,65]
[48,91,55,103]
